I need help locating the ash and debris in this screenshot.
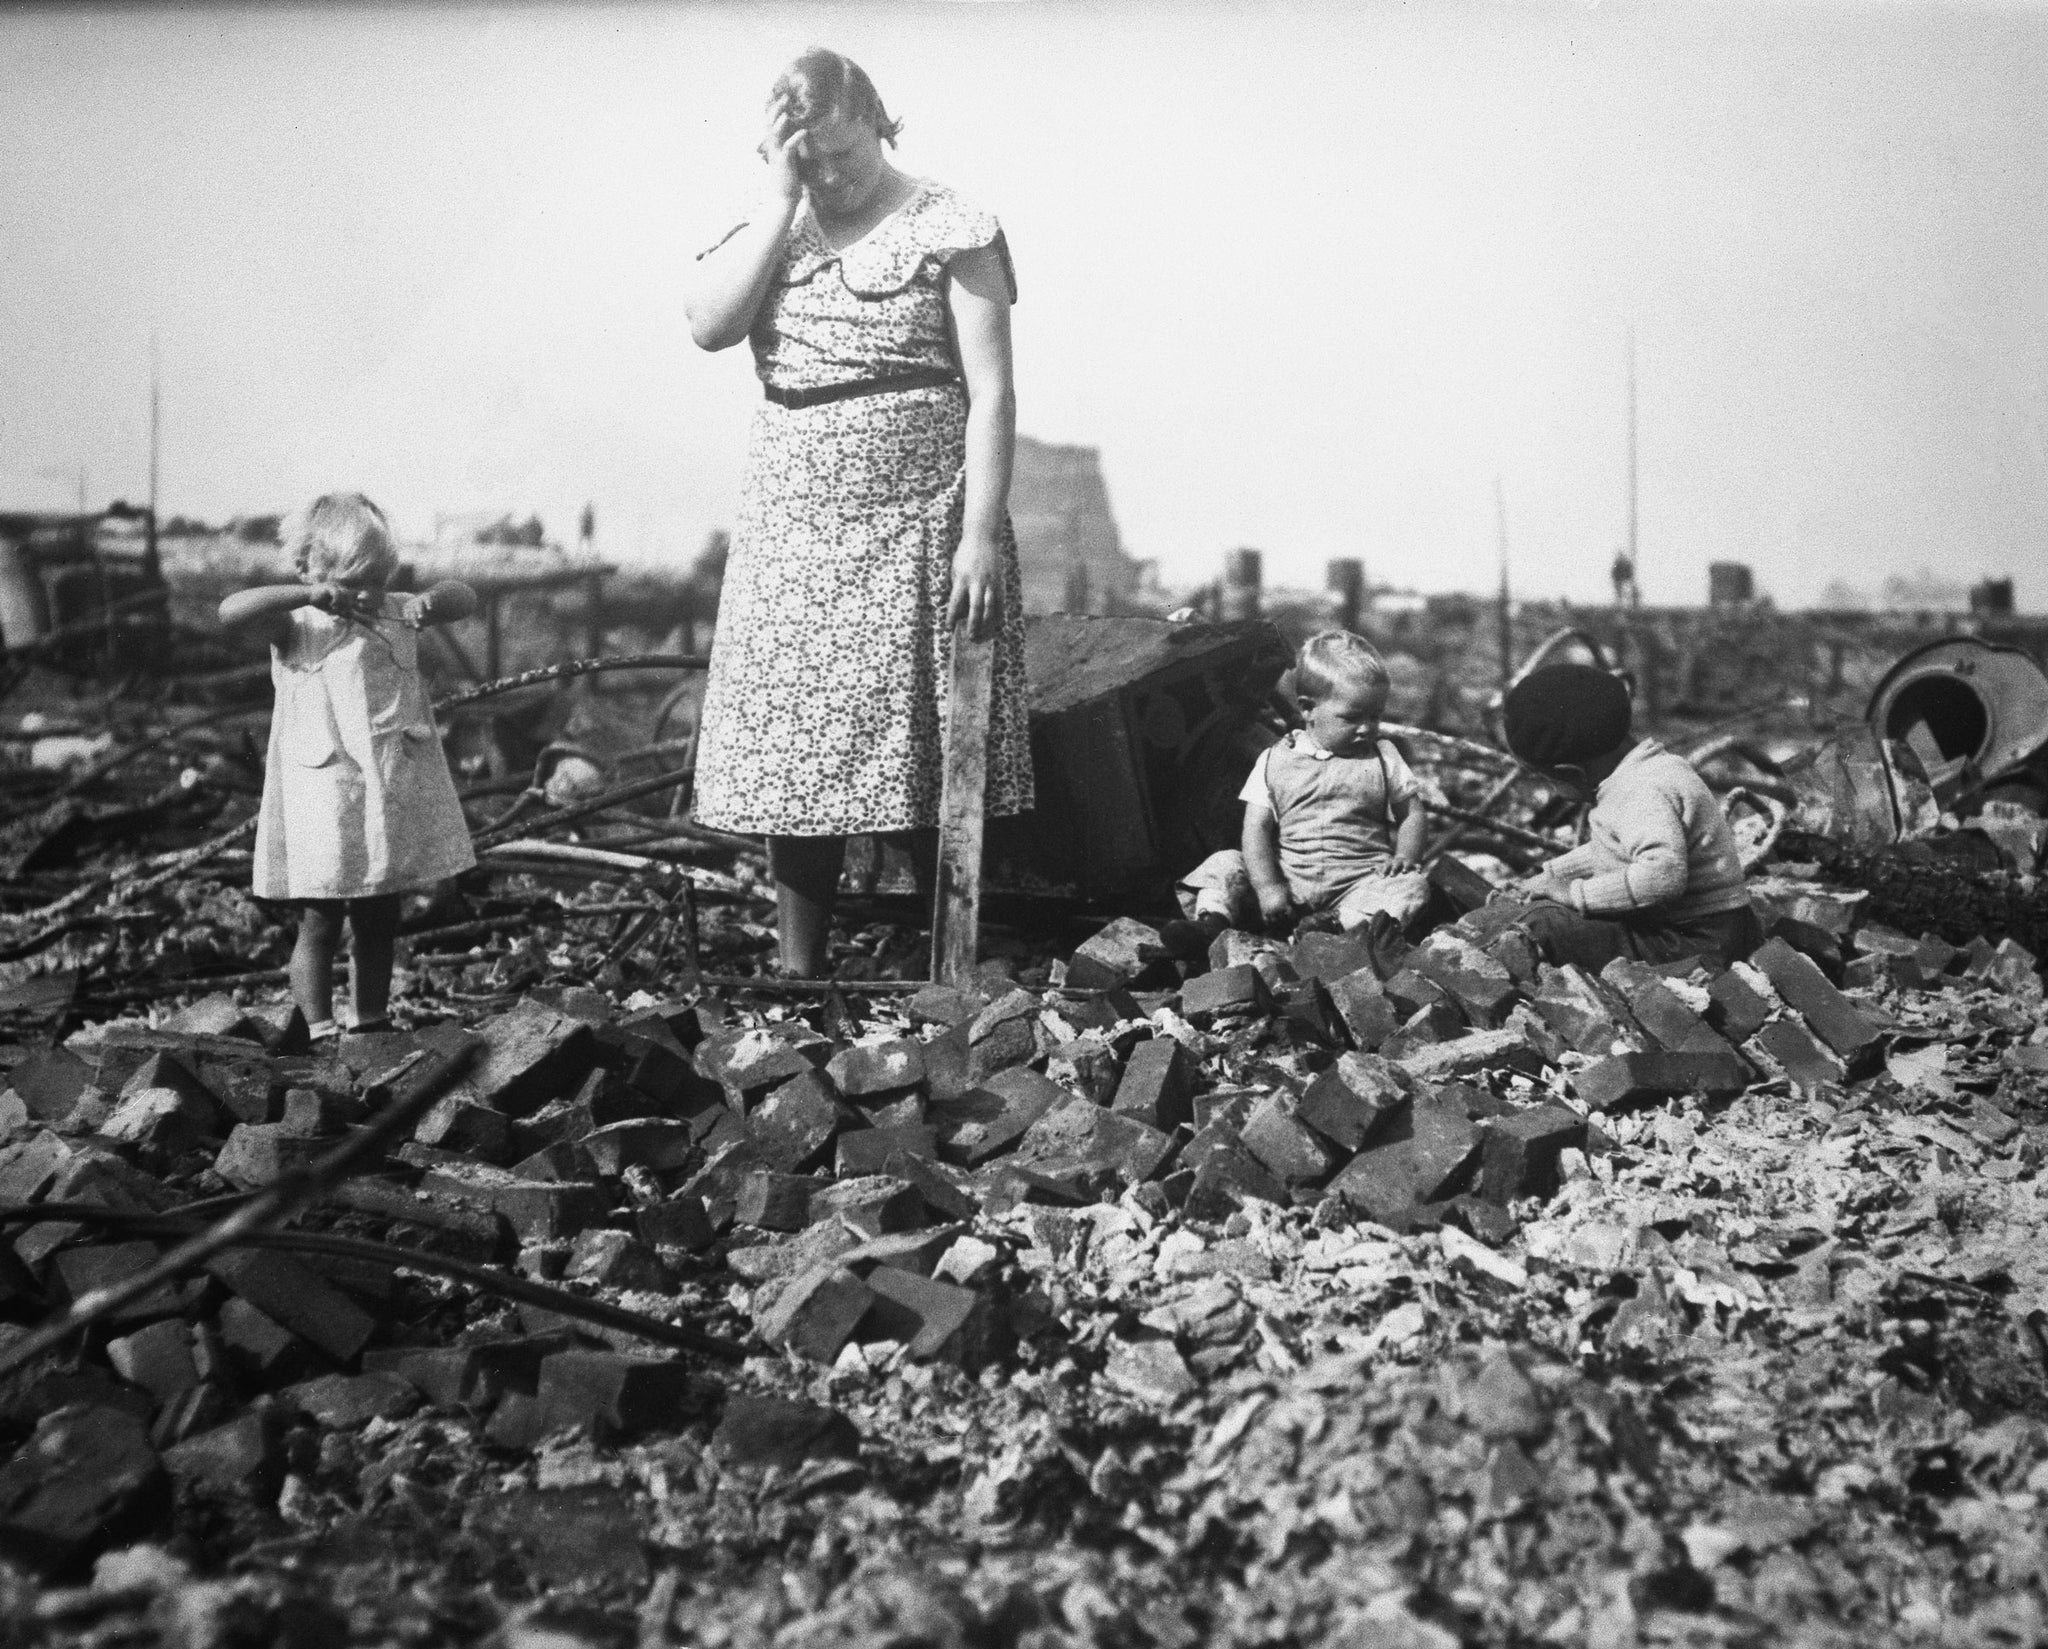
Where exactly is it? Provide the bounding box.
[1,614,2047,1648]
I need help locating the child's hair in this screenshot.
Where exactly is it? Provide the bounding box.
[286,493,397,588]
[1295,630,1391,702]
[770,47,903,145]
[1501,663,1634,768]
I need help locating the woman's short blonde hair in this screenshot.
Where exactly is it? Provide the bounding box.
[1295,630,1391,702]
[770,48,902,145]
[287,493,397,587]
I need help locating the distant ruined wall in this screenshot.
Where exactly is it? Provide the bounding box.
[1009,436,1148,615]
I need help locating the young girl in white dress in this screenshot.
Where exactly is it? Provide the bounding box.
[218,494,478,1041]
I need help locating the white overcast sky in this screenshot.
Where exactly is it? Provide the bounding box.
[3,0,2046,608]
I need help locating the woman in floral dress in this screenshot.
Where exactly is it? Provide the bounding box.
[685,48,1033,978]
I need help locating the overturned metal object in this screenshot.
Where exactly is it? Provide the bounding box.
[1867,636,2048,805]
[1003,614,1290,896]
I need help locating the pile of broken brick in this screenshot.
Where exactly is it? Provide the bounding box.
[0,865,2043,1592]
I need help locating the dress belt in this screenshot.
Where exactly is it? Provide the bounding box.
[762,368,961,410]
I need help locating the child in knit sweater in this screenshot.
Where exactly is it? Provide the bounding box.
[1502,663,1761,969]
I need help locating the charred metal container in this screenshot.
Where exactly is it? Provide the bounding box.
[996,614,1291,897]
[1867,637,2048,806]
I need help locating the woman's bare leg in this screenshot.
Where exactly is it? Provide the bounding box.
[346,894,403,1025]
[768,834,845,978]
[290,901,346,1030]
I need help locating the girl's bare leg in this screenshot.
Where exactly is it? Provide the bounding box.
[347,893,403,1025]
[767,834,845,978]
[291,901,346,1030]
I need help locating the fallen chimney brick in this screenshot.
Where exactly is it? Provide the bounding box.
[1477,1105,1587,1202]
[711,1394,860,1470]
[746,1070,848,1175]
[1327,1090,1480,1230]
[106,1321,201,1405]
[99,1087,220,1156]
[1748,938,1885,1069]
[1278,976,1347,1047]
[0,1404,165,1570]
[881,1151,979,1222]
[1600,959,1733,1055]
[1179,965,1269,1025]
[810,1175,925,1238]
[931,1066,1064,1166]
[565,1229,671,1293]
[489,1180,610,1243]
[436,1001,597,1118]
[1750,1019,1849,1093]
[758,1264,875,1363]
[49,1242,203,1328]
[1290,928,1380,983]
[907,983,990,1028]
[1704,969,1773,1045]
[578,1118,699,1176]
[534,1351,705,1440]
[827,1039,928,1099]
[1326,966,1402,1050]
[213,1123,328,1190]
[411,1093,513,1164]
[1046,1036,1122,1105]
[1530,965,1644,1056]
[1239,1094,1344,1188]
[205,1249,374,1364]
[1393,1023,1545,1082]
[1378,1001,1466,1061]
[9,1048,93,1121]
[697,1025,827,1098]
[634,1195,716,1252]
[281,1372,420,1429]
[862,1267,997,1368]
[1573,1050,1751,1112]
[736,1171,814,1232]
[1111,1036,1196,1130]
[160,1405,284,1496]
[1066,918,1175,992]
[1412,936,1520,1027]
[1296,1052,1411,1152]
[836,1123,938,1178]
[1181,1138,1289,1220]
[1384,969,1451,1018]
[835,1225,963,1279]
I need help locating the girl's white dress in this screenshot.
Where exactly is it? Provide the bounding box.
[253,599,476,900]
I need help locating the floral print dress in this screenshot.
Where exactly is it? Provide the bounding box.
[691,181,1035,838]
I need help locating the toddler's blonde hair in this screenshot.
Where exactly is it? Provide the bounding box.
[286,493,397,588]
[1295,630,1391,702]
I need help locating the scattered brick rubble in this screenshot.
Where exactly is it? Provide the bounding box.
[2,860,2047,1647]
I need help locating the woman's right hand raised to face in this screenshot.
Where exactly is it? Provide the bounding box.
[759,97,809,205]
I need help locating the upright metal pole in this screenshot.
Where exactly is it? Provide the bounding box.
[1494,476,1513,689]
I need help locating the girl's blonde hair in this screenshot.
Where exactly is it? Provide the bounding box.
[286,493,397,587]
[1295,630,1392,702]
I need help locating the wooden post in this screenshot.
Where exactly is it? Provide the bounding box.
[1327,559,1363,632]
[930,634,994,986]
[484,591,503,680]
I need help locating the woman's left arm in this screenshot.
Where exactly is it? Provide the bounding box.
[945,242,1016,642]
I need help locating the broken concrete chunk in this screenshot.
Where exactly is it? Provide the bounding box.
[1573,1050,1751,1112]
[1104,1337,1198,1404]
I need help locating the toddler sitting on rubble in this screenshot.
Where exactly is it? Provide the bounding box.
[1175,630,1431,941]
[1500,662,1762,969]
[218,493,479,1043]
